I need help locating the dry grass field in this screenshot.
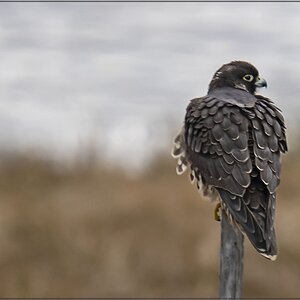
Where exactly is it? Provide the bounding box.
[0,148,299,298]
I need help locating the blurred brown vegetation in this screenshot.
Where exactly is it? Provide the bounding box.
[0,149,299,298]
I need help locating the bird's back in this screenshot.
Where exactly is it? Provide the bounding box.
[172,86,287,260]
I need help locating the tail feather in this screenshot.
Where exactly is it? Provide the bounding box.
[218,187,277,261]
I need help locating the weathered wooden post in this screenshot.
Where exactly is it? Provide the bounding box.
[219,209,244,299]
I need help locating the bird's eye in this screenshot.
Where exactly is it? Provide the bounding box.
[243,74,254,82]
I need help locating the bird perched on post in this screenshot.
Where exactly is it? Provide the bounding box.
[172,61,287,260]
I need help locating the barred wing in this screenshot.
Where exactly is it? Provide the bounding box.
[178,91,287,259]
[184,95,252,198]
[249,95,287,194]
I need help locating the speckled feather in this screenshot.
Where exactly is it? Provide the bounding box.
[172,65,287,259]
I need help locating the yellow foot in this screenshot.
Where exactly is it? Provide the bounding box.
[214,203,221,222]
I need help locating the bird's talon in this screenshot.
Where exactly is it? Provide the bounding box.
[214,203,221,222]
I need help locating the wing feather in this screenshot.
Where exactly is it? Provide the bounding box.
[172,88,287,259]
[250,95,287,194]
[185,95,252,198]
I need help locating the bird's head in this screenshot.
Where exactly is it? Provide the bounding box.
[208,60,267,94]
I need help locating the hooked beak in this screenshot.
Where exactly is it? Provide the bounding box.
[255,77,267,88]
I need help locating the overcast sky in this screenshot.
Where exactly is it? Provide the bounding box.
[0,2,299,169]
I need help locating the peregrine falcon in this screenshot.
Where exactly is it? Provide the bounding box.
[172,61,287,260]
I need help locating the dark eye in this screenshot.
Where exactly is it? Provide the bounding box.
[243,74,254,82]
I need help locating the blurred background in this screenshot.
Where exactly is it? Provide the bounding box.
[0,2,300,297]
